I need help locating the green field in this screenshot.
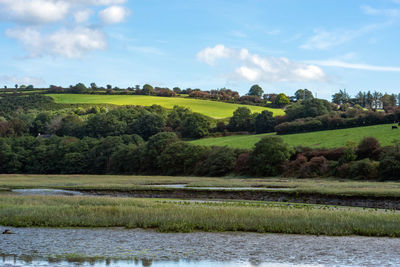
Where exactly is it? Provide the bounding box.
[190,124,400,149]
[46,94,284,119]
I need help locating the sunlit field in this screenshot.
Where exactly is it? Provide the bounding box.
[46,94,284,119]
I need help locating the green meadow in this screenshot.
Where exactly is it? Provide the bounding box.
[190,124,400,149]
[46,94,284,119]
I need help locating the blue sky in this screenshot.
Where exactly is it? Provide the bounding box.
[1,0,400,99]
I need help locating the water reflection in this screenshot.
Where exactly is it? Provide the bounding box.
[1,255,325,267]
[1,228,399,266]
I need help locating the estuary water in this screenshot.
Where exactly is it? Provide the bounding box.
[1,227,400,266]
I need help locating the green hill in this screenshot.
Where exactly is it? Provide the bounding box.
[190,124,400,149]
[47,94,284,119]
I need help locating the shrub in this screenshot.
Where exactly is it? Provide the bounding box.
[195,147,236,176]
[234,152,250,174]
[227,107,255,132]
[158,142,209,175]
[254,110,276,134]
[379,148,400,180]
[180,113,211,138]
[284,154,307,177]
[357,137,381,159]
[349,159,379,180]
[299,156,329,178]
[250,136,293,176]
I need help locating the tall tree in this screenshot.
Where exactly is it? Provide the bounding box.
[295,89,313,101]
[248,84,264,97]
[332,89,350,105]
[274,93,290,107]
[381,93,397,109]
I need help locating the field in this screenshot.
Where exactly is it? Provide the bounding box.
[190,124,400,149]
[46,94,284,119]
[2,174,400,197]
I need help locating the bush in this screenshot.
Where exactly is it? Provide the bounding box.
[195,147,236,176]
[379,148,400,180]
[357,137,381,159]
[299,156,329,178]
[254,110,276,134]
[234,152,250,174]
[227,107,255,132]
[157,142,209,175]
[337,159,379,180]
[180,113,211,138]
[250,136,292,176]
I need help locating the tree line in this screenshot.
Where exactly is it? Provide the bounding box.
[0,133,399,180]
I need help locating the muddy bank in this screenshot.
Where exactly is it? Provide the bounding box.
[77,188,400,210]
[1,227,400,266]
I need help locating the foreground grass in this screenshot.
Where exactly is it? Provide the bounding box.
[46,94,284,119]
[2,174,400,198]
[0,195,399,237]
[190,123,400,149]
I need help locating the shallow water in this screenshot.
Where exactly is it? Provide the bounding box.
[1,227,399,266]
[148,184,292,191]
[11,189,83,196]
[10,186,291,197]
[0,257,323,267]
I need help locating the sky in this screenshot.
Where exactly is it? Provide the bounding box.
[1,0,400,99]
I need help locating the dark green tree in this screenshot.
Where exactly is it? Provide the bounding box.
[250,136,292,176]
[285,98,331,121]
[195,147,236,176]
[128,112,166,140]
[227,107,255,132]
[295,89,313,101]
[274,93,290,107]
[142,84,154,95]
[248,84,264,97]
[180,113,210,138]
[254,110,276,134]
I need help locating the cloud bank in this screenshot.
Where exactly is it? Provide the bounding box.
[197,45,326,83]
[0,0,130,58]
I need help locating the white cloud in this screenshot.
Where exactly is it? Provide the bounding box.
[0,0,70,24]
[74,9,93,23]
[6,27,106,58]
[99,5,129,24]
[0,0,129,58]
[236,66,260,82]
[301,24,380,50]
[306,60,400,72]
[197,44,327,83]
[0,75,45,86]
[196,44,233,65]
[80,0,126,4]
[361,5,400,17]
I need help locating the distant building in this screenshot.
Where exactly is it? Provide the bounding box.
[36,133,53,139]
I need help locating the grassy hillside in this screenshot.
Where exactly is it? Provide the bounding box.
[47,94,284,119]
[190,124,400,149]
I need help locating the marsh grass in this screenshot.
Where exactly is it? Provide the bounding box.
[2,175,400,197]
[1,195,399,237]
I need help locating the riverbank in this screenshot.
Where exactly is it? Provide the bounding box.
[1,195,399,237]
